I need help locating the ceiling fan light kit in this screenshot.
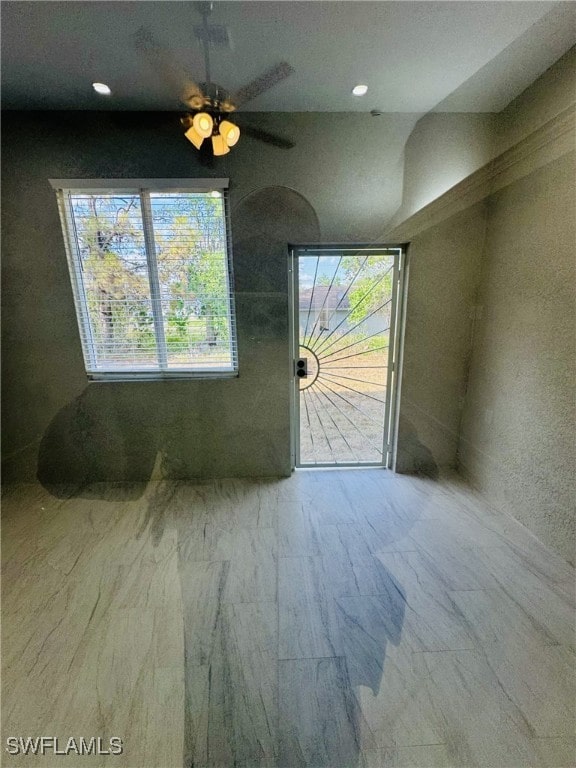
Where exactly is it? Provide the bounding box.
[178,2,294,158]
[183,108,239,153]
[193,111,214,137]
[212,133,230,156]
[219,120,240,147]
[184,123,205,149]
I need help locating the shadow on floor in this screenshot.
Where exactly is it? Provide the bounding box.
[170,475,410,767]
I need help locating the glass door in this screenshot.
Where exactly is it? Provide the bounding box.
[291,245,404,467]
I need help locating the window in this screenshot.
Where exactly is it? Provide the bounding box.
[319,307,330,332]
[51,179,237,380]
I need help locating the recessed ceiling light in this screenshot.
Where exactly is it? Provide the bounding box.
[352,84,368,96]
[92,82,112,96]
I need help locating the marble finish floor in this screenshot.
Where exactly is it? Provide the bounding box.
[2,470,575,768]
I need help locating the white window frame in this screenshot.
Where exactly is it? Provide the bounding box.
[50,178,238,381]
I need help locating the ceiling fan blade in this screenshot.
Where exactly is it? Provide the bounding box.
[134,25,204,108]
[232,62,294,107]
[240,123,295,150]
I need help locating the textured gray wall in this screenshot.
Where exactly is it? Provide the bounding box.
[389,49,576,232]
[458,153,576,564]
[387,51,576,564]
[394,203,487,476]
[495,46,576,156]
[390,113,495,228]
[2,110,415,483]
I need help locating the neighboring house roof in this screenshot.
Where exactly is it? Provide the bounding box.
[298,285,350,311]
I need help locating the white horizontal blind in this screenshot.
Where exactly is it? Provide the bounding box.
[56,185,237,379]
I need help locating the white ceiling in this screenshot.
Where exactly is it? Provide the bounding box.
[2,1,575,113]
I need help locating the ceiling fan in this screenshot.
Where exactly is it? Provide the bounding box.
[135,2,296,157]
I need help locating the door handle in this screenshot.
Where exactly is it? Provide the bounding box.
[295,358,308,378]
